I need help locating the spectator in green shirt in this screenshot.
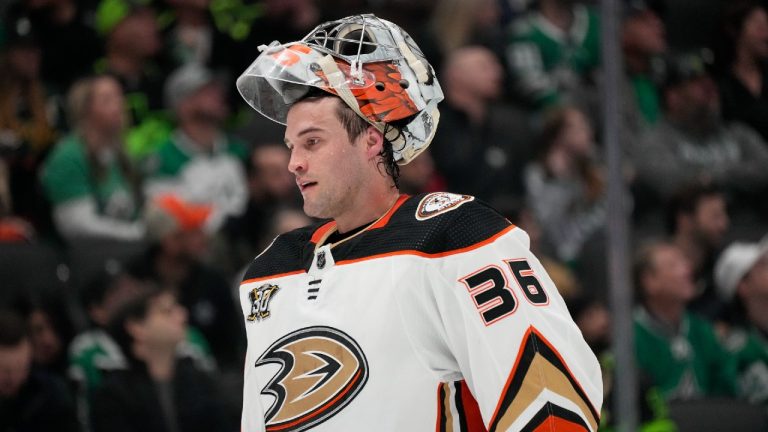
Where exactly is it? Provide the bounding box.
[715,236,768,408]
[633,239,738,400]
[40,74,145,241]
[505,0,600,108]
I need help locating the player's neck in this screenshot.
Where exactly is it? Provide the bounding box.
[334,186,400,234]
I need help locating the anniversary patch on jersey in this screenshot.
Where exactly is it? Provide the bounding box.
[247,284,280,322]
[416,192,475,221]
[256,326,369,432]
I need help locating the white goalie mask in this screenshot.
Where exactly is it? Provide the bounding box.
[236,14,444,165]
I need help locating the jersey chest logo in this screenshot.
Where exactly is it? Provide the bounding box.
[416,192,474,220]
[256,326,369,431]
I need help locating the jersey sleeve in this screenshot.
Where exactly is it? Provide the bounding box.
[396,212,603,431]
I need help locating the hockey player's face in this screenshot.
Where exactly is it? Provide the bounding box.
[285,97,369,220]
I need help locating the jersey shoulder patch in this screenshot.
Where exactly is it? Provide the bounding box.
[415,192,474,221]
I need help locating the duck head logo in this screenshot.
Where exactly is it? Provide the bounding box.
[256,326,369,431]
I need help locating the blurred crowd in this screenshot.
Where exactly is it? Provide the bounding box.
[0,0,767,431]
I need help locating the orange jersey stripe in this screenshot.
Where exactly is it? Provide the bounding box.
[240,269,305,286]
[310,221,337,244]
[459,381,488,432]
[370,194,410,230]
[532,417,589,432]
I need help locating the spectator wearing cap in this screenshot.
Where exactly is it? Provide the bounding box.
[41,74,145,241]
[632,49,768,207]
[126,194,244,368]
[715,236,768,407]
[0,14,60,237]
[719,0,768,142]
[143,63,248,234]
[633,239,737,401]
[0,310,79,432]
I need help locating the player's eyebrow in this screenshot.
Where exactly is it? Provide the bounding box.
[285,126,327,146]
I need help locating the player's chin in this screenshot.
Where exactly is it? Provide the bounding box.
[302,201,324,220]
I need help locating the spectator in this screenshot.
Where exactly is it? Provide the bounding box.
[568,291,678,431]
[127,194,243,368]
[419,0,504,73]
[666,183,730,319]
[0,310,79,432]
[90,288,230,432]
[5,0,102,93]
[505,0,600,108]
[69,266,214,428]
[0,158,34,242]
[621,0,667,135]
[633,240,737,400]
[225,142,300,270]
[719,0,768,141]
[69,268,148,391]
[524,106,607,265]
[160,0,237,70]
[431,46,533,203]
[632,50,768,205]
[144,64,248,233]
[237,0,320,68]
[99,4,164,113]
[40,74,145,241]
[0,16,59,236]
[98,4,169,158]
[714,236,768,407]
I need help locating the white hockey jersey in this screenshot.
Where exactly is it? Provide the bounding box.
[239,192,603,431]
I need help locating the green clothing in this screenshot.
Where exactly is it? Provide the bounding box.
[69,328,215,390]
[634,307,737,400]
[506,4,601,107]
[68,329,127,389]
[631,75,661,126]
[725,326,768,406]
[40,134,138,219]
[147,132,247,178]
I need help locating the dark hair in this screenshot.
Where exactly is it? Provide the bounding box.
[296,89,401,188]
[632,238,673,304]
[724,1,765,46]
[665,182,725,234]
[107,288,165,364]
[81,264,126,310]
[0,310,29,347]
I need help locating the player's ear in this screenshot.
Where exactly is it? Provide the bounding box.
[364,125,384,159]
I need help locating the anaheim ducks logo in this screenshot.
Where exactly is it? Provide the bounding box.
[256,326,369,431]
[416,192,474,221]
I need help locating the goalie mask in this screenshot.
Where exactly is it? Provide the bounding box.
[236,14,444,165]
